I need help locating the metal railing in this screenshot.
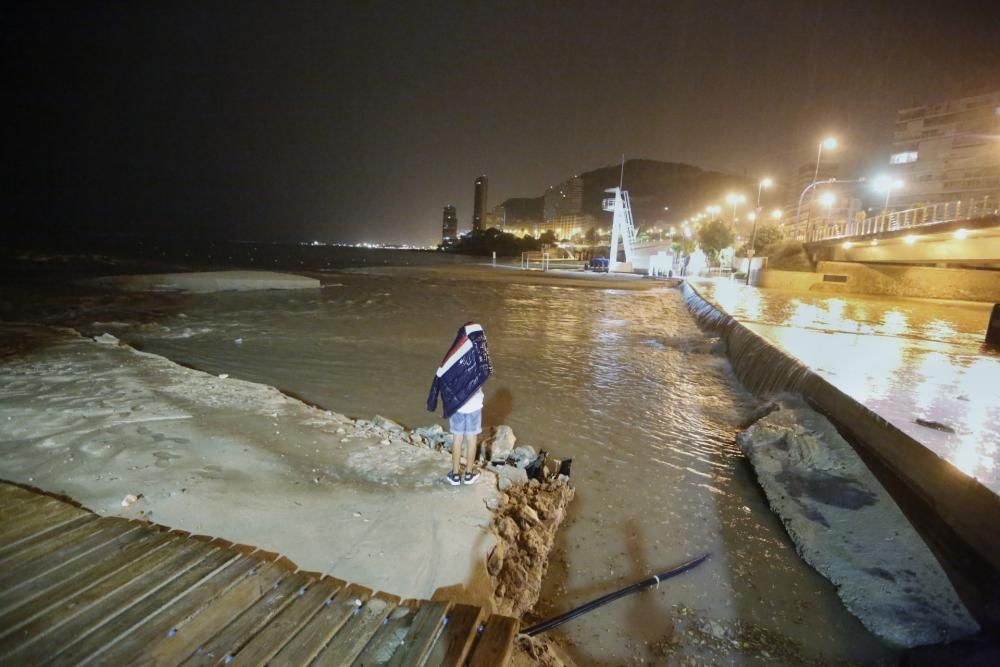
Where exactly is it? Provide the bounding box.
[807,196,998,243]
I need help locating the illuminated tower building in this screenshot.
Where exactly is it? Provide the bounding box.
[472,176,488,233]
[442,205,458,244]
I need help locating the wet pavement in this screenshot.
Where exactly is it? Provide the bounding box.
[688,278,1000,493]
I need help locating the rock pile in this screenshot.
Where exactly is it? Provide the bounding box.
[488,478,575,618]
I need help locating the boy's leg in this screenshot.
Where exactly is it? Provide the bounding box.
[465,434,477,472]
[451,433,465,475]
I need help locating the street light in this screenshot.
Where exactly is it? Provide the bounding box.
[813,136,838,186]
[796,177,865,242]
[726,193,746,222]
[874,176,904,211]
[743,178,772,285]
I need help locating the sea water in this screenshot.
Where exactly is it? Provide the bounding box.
[58,265,900,665]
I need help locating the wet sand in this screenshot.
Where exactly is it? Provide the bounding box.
[0,322,500,607]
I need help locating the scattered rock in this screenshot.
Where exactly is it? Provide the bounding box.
[121,493,142,507]
[510,446,536,468]
[485,425,517,462]
[373,415,404,432]
[491,464,528,487]
[94,333,120,345]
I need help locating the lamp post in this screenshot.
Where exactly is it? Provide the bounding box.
[744,178,773,285]
[726,193,746,224]
[796,137,838,237]
[818,192,836,240]
[874,176,904,212]
[797,177,865,242]
[812,137,838,186]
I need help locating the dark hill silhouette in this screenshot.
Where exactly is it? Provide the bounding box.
[579,159,755,228]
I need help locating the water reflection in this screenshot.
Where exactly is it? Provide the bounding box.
[86,272,894,665]
[691,279,1000,490]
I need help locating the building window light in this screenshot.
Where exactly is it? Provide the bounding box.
[889,151,918,165]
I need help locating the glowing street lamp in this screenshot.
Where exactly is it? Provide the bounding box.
[874,176,904,211]
[771,208,783,220]
[725,193,747,222]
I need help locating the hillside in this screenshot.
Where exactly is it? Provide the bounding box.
[579,159,755,227]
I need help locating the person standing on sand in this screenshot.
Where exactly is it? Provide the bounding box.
[426,322,493,486]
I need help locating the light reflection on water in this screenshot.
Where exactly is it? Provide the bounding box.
[691,279,1000,485]
[85,273,895,665]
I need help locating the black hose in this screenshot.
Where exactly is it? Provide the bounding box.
[521,553,710,637]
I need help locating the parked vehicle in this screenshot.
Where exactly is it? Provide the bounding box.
[586,257,609,272]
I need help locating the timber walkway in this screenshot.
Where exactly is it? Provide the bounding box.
[0,481,518,666]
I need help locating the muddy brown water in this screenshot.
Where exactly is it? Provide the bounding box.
[19,266,901,665]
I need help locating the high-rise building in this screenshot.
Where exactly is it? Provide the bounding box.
[544,177,584,221]
[472,176,488,232]
[499,197,544,237]
[887,90,1000,208]
[442,205,458,244]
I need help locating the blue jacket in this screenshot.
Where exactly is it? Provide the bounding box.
[426,322,493,418]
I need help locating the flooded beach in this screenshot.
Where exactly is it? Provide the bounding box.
[26,263,900,665]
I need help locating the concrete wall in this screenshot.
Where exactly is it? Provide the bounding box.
[754,263,1000,302]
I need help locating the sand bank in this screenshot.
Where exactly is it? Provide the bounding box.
[86,270,320,293]
[341,262,680,290]
[0,322,498,605]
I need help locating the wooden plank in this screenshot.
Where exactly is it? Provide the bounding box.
[178,571,311,667]
[424,603,486,667]
[0,514,99,561]
[46,548,243,666]
[0,536,199,662]
[0,518,134,590]
[0,522,147,611]
[269,584,370,667]
[98,557,282,667]
[308,595,396,667]
[0,515,108,571]
[0,530,173,642]
[0,500,85,543]
[228,577,339,666]
[385,600,451,667]
[349,606,415,667]
[0,484,37,505]
[466,615,519,667]
[12,541,216,665]
[0,497,70,529]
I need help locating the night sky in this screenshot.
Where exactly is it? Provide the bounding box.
[5,1,1000,245]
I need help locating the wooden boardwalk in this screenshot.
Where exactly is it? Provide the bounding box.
[0,481,519,666]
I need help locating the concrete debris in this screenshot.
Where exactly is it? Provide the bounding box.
[737,398,979,647]
[490,478,575,618]
[373,415,404,432]
[485,425,517,462]
[94,333,119,345]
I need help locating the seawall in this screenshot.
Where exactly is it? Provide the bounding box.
[679,280,1000,626]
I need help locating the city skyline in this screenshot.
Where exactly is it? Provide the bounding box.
[5,1,1000,245]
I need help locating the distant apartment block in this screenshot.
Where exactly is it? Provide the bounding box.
[472,176,488,232]
[538,213,597,242]
[498,197,544,237]
[441,205,458,244]
[543,176,584,221]
[888,90,1000,208]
